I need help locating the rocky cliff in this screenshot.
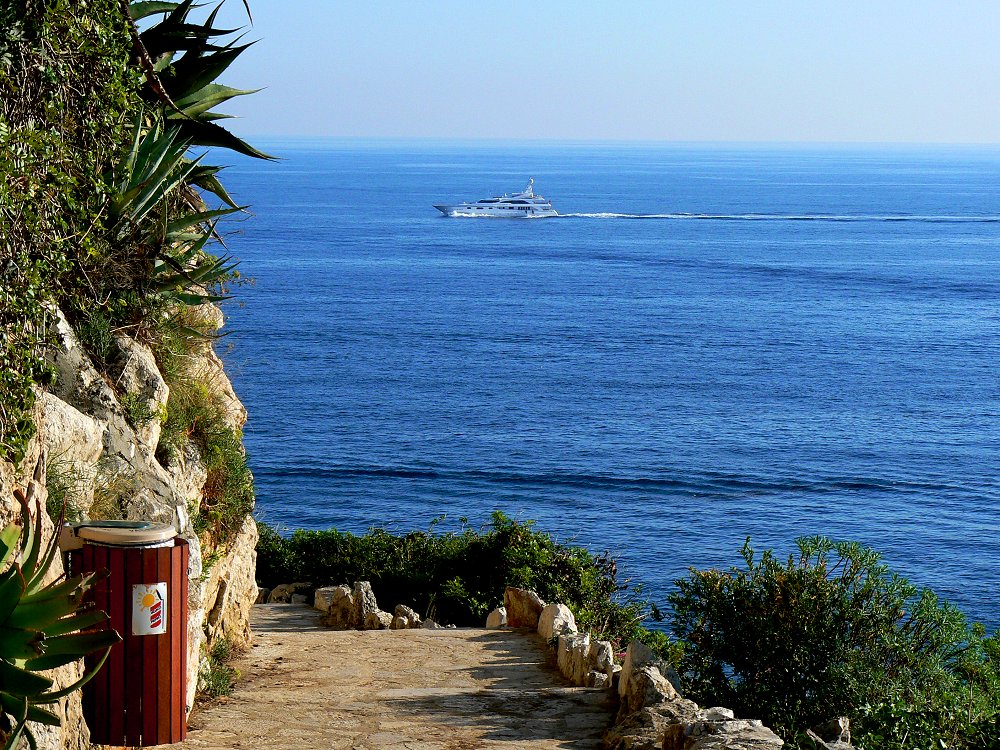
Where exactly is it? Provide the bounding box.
[0,304,257,750]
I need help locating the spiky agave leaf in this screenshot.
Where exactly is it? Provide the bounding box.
[0,486,121,750]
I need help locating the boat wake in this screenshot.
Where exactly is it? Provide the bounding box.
[557,212,1000,223]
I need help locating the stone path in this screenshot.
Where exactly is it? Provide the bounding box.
[168,604,616,750]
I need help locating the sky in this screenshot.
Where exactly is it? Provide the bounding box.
[212,1,1000,143]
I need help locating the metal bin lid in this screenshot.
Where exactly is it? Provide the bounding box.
[75,520,177,546]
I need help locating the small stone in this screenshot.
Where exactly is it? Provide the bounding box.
[421,619,443,630]
[585,670,610,689]
[485,606,507,629]
[364,610,392,630]
[290,593,308,605]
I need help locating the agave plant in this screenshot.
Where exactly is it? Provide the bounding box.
[0,464,121,750]
[129,0,273,162]
[106,118,243,308]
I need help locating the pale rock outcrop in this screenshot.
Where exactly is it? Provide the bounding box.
[38,391,105,518]
[485,606,507,629]
[114,335,169,452]
[537,602,577,641]
[320,585,357,629]
[557,632,591,684]
[353,581,379,625]
[365,610,393,630]
[390,604,422,629]
[202,516,258,647]
[503,586,545,629]
[314,586,339,612]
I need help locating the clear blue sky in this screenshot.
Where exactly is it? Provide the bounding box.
[214,1,1000,142]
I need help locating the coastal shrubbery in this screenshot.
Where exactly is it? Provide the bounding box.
[668,537,1000,750]
[257,511,664,649]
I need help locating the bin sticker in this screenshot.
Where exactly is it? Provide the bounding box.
[132,583,167,635]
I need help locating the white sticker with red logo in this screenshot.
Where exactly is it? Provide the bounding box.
[132,583,167,635]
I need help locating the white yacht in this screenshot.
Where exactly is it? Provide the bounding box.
[434,178,557,217]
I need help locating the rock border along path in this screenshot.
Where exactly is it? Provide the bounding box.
[168,604,616,750]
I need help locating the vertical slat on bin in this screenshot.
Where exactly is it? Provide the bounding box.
[156,545,172,744]
[79,545,97,740]
[107,545,126,745]
[142,549,160,744]
[97,544,115,744]
[124,548,145,746]
[172,539,188,743]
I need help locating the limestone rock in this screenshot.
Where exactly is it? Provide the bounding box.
[618,639,653,701]
[537,602,577,641]
[701,707,735,722]
[421,619,443,629]
[353,581,379,627]
[38,392,105,519]
[115,335,169,452]
[665,718,784,750]
[390,604,421,629]
[314,586,339,611]
[268,582,313,604]
[585,670,610,688]
[605,705,685,750]
[621,665,679,715]
[485,606,507,629]
[557,632,591,685]
[589,639,614,674]
[201,516,258,648]
[320,585,356,629]
[256,587,271,604]
[503,587,545,629]
[365,610,393,630]
[291,593,309,605]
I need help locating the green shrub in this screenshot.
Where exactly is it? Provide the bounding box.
[198,637,239,699]
[668,537,1000,749]
[256,511,656,647]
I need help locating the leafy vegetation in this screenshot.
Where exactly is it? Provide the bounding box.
[198,637,240,699]
[668,537,1000,750]
[1,0,262,550]
[0,480,121,750]
[257,512,664,649]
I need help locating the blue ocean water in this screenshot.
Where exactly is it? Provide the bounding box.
[220,141,1000,630]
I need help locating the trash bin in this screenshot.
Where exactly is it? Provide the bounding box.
[64,521,189,747]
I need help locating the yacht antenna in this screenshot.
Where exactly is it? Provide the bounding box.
[525,177,534,197]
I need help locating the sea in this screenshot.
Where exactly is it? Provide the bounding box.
[218,140,1000,631]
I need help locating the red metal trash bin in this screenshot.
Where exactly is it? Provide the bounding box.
[65,521,188,747]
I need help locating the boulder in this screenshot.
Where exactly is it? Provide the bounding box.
[557,632,591,684]
[421,619,443,630]
[585,670,611,689]
[605,705,690,750]
[503,587,545,629]
[320,585,356,629]
[314,586,339,612]
[255,587,271,604]
[290,594,309,605]
[485,606,507,629]
[353,581,379,627]
[589,639,614,674]
[389,604,421,629]
[620,665,679,715]
[618,639,653,700]
[664,718,784,750]
[267,582,312,604]
[537,602,577,641]
[364,610,393,630]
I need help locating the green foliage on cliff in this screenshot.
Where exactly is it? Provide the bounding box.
[257,511,658,647]
[0,0,263,470]
[669,537,1000,750]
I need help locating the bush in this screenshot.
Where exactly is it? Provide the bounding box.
[668,537,1000,749]
[257,512,657,647]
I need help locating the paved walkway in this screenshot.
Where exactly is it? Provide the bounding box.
[169,604,616,750]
